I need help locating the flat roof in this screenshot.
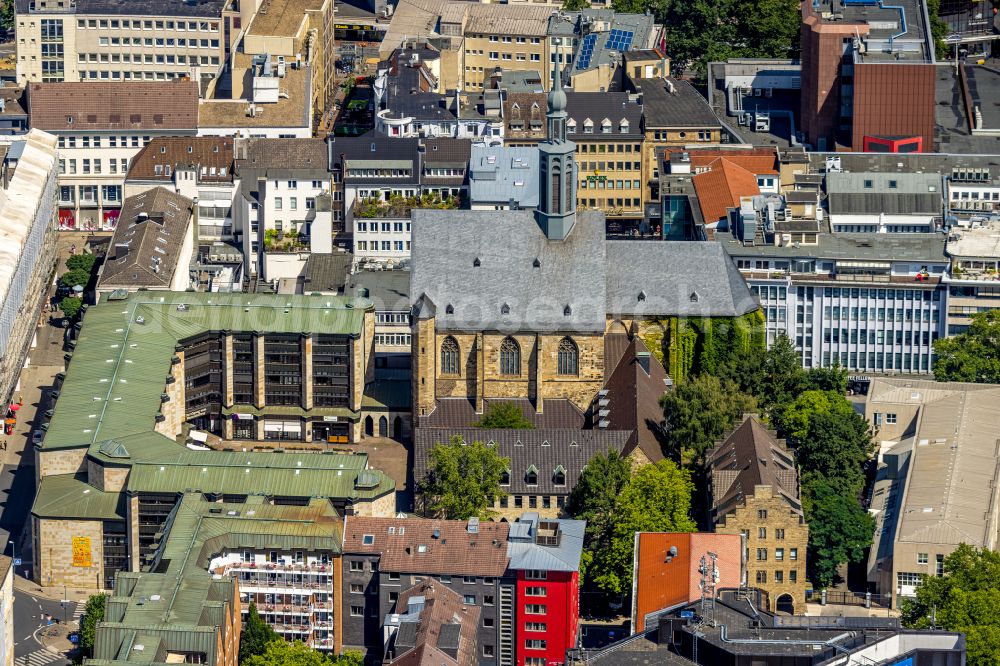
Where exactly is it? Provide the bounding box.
[246,0,325,38]
[15,0,229,17]
[813,0,933,63]
[962,64,1000,132]
[198,63,310,129]
[947,221,1000,259]
[720,232,948,263]
[468,145,539,208]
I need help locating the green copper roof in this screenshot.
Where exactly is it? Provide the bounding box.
[41,292,370,451]
[33,474,127,520]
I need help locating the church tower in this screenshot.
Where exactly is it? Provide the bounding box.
[536,37,577,241]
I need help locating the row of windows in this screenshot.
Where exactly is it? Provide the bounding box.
[579,161,641,172]
[376,312,410,324]
[822,306,937,322]
[59,158,129,177]
[576,142,640,154]
[75,18,219,31]
[754,569,798,584]
[653,130,713,141]
[579,179,641,191]
[356,221,409,233]
[59,135,148,149]
[824,329,936,346]
[498,494,566,510]
[73,68,213,80]
[374,333,411,347]
[356,240,408,252]
[821,351,931,372]
[482,35,541,44]
[272,197,317,211]
[59,184,121,204]
[440,336,579,376]
[484,52,541,62]
[580,197,642,210]
[91,36,218,48]
[754,548,798,562]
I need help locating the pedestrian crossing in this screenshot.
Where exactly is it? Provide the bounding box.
[71,604,84,621]
[15,648,64,666]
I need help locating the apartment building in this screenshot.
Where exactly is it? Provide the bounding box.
[31,292,395,591]
[826,172,943,234]
[708,416,808,614]
[14,0,239,93]
[722,228,949,373]
[386,581,479,666]
[342,513,584,666]
[866,378,1000,608]
[27,80,199,231]
[565,91,644,232]
[0,130,59,411]
[233,138,332,279]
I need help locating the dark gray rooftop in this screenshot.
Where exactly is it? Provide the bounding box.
[635,78,722,129]
[720,233,948,263]
[961,64,1000,132]
[564,92,643,139]
[826,171,943,216]
[410,209,609,333]
[345,269,410,312]
[605,241,759,318]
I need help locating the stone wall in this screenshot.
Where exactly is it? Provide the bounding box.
[412,317,437,418]
[352,490,395,518]
[36,517,105,589]
[536,333,604,412]
[482,333,537,401]
[37,447,87,479]
[716,485,809,613]
[86,459,130,493]
[155,351,186,438]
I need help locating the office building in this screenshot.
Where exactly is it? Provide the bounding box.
[866,378,1000,608]
[27,80,199,231]
[30,292,396,591]
[0,130,59,412]
[800,0,936,151]
[708,416,808,614]
[14,0,236,91]
[944,219,1000,334]
[826,171,943,234]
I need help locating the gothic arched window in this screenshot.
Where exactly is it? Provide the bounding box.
[440,336,460,375]
[557,337,578,376]
[500,337,520,376]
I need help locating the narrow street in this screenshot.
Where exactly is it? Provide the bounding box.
[2,232,109,664]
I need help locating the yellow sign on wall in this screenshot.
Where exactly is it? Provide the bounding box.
[71,537,92,568]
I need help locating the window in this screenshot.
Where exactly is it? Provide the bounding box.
[525,622,547,632]
[553,466,566,486]
[886,413,897,425]
[775,528,785,539]
[525,604,546,614]
[525,570,547,580]
[441,336,460,375]
[757,509,768,520]
[350,560,364,572]
[483,595,494,606]
[525,466,538,486]
[484,617,494,627]
[274,197,282,210]
[758,527,766,539]
[500,337,520,375]
[918,553,928,564]
[557,337,578,375]
[362,534,374,545]
[464,594,476,604]
[755,570,767,584]
[388,572,400,581]
[789,570,797,583]
[775,570,784,583]
[775,548,784,562]
[936,554,944,577]
[525,640,547,650]
[350,606,363,616]
[789,548,798,561]
[525,586,546,597]
[483,645,495,658]
[350,584,364,594]
[756,548,767,561]
[526,660,546,666]
[463,576,477,584]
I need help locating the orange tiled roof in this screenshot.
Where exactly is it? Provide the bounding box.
[692,158,762,224]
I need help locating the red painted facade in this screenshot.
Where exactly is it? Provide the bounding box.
[515,569,579,666]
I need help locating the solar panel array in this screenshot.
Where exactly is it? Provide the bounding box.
[605,28,634,53]
[576,33,598,70]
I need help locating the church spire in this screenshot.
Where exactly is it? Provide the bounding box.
[536,37,577,241]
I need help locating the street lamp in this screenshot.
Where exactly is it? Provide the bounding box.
[8,539,15,566]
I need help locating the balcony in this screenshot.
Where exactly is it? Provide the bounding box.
[263,230,309,253]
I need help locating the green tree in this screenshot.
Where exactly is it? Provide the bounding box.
[59,268,91,289]
[902,544,1000,666]
[795,410,873,494]
[660,374,757,462]
[418,436,509,520]
[65,253,97,273]
[802,365,848,394]
[775,390,855,446]
[474,403,534,429]
[245,640,361,666]
[0,0,13,35]
[60,296,83,320]
[562,0,590,9]
[79,593,108,658]
[586,460,696,595]
[239,601,280,664]
[802,477,875,588]
[933,310,1000,383]
[566,450,632,584]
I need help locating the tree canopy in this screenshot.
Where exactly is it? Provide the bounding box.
[660,373,756,462]
[933,310,1000,383]
[244,640,364,666]
[569,453,695,595]
[79,593,108,658]
[66,253,97,273]
[239,601,280,664]
[60,296,83,320]
[418,436,509,520]
[801,476,875,588]
[902,544,1000,666]
[474,402,534,429]
[59,268,91,289]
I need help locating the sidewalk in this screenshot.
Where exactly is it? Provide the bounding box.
[14,575,92,604]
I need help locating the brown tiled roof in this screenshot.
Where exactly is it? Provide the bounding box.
[692,158,761,224]
[98,187,194,289]
[707,416,802,519]
[679,147,780,175]
[127,137,235,183]
[418,398,586,430]
[238,137,329,171]
[343,516,510,577]
[601,335,671,463]
[27,81,199,131]
[503,93,547,143]
[390,581,479,666]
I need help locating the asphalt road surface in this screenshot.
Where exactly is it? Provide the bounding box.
[13,590,75,665]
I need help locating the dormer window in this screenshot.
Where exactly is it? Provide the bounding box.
[563,305,572,316]
[601,118,612,134]
[567,119,577,133]
[501,303,511,315]
[690,291,700,302]
[445,303,455,315]
[500,469,510,485]
[553,465,566,486]
[638,290,646,302]
[619,120,630,134]
[583,119,594,134]
[473,257,481,267]
[525,465,538,486]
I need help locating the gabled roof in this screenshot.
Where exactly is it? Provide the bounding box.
[27,81,199,131]
[417,398,586,431]
[692,158,761,224]
[98,187,194,289]
[126,137,235,184]
[707,416,802,519]
[600,335,671,463]
[635,78,722,129]
[389,581,480,666]
[506,513,585,573]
